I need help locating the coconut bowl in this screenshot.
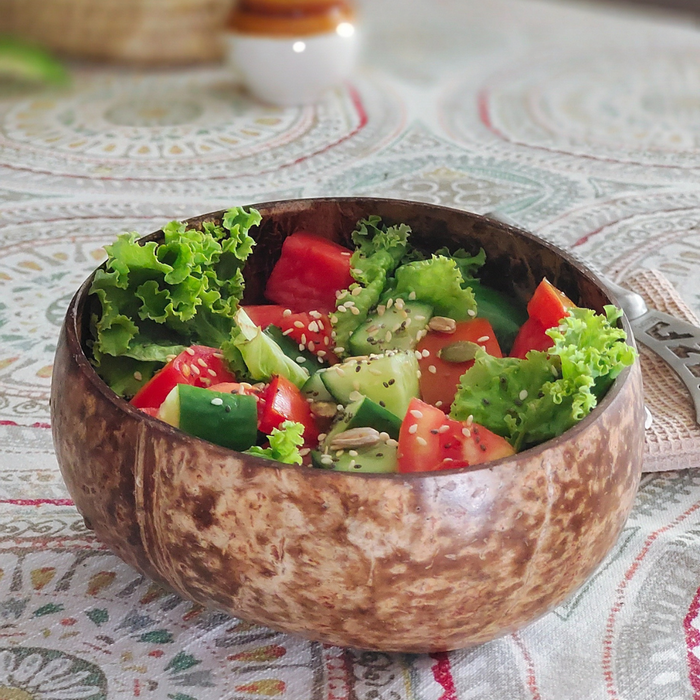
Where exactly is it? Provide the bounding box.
[50,197,644,653]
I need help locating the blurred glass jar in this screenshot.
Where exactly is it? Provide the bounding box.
[228,0,359,106]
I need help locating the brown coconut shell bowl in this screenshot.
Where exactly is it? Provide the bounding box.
[51,198,644,653]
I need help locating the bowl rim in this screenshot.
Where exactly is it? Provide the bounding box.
[61,196,637,481]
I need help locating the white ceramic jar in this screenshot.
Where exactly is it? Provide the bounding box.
[227,0,359,106]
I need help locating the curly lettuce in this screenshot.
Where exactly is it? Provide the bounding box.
[450,306,637,450]
[246,421,305,465]
[331,216,410,352]
[89,207,261,395]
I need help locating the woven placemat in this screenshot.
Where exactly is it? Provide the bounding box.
[622,269,700,472]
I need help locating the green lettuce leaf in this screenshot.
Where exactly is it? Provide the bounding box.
[246,420,305,465]
[332,217,410,352]
[382,256,477,320]
[90,206,261,396]
[450,305,637,450]
[232,308,309,388]
[435,246,486,281]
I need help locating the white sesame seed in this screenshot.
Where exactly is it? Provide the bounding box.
[336,404,344,411]
[416,436,427,446]
[283,309,292,317]
[408,424,418,434]
[309,310,322,319]
[335,347,345,354]
[344,300,355,308]
[477,335,490,343]
[349,391,363,402]
[211,398,224,406]
[321,455,333,465]
[348,450,358,457]
[408,291,417,300]
[336,450,345,457]
[377,305,386,316]
[414,351,422,360]
[467,309,477,317]
[308,321,319,333]
[182,364,191,377]
[308,341,315,352]
[416,370,422,378]
[301,333,307,345]
[519,389,529,400]
[317,320,325,330]
[298,344,306,352]
[186,347,195,356]
[337,306,347,313]
[318,433,327,442]
[438,424,450,433]
[386,298,394,309]
[386,438,399,447]
[385,331,392,342]
[296,356,306,363]
[282,328,294,336]
[208,368,217,377]
[462,428,471,438]
[213,353,224,359]
[466,414,474,426]
[352,286,362,296]
[421,349,430,358]
[317,350,327,357]
[335,367,345,376]
[428,365,437,374]
[379,432,390,441]
[395,298,405,310]
[410,409,423,419]
[191,364,201,376]
[348,460,357,469]
[324,337,331,346]
[293,321,304,329]
[201,377,211,386]
[435,400,443,407]
[350,306,360,315]
[340,251,352,257]
[330,315,338,324]
[299,448,311,456]
[166,354,176,362]
[133,371,142,381]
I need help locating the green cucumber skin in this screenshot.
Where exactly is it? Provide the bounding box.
[320,351,420,419]
[311,443,398,473]
[301,371,334,402]
[349,301,433,355]
[470,282,526,353]
[263,325,324,376]
[178,384,258,452]
[329,397,402,440]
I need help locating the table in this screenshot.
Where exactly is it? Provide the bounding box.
[2,0,700,697]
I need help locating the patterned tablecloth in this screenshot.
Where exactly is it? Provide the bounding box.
[3,0,700,698]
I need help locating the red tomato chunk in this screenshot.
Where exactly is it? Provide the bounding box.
[264,232,354,313]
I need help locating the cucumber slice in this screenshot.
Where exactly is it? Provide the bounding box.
[324,396,402,442]
[349,301,432,355]
[311,441,398,473]
[158,384,258,452]
[301,371,334,402]
[320,351,420,418]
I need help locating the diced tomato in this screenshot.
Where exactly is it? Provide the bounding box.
[130,346,236,410]
[527,279,576,330]
[138,406,160,417]
[242,305,335,357]
[257,375,319,445]
[397,398,514,473]
[416,318,502,412]
[264,232,354,313]
[207,382,261,397]
[242,305,288,329]
[510,317,553,359]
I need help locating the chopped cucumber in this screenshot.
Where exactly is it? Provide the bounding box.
[324,396,402,443]
[320,351,420,418]
[301,371,334,403]
[158,384,258,452]
[311,441,398,473]
[349,301,432,355]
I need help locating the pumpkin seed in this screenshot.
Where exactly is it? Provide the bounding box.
[438,340,481,363]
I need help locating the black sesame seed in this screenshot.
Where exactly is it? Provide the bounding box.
[383,381,389,388]
[379,400,386,407]
[479,444,487,451]
[482,398,490,406]
[514,399,522,407]
[355,365,361,372]
[430,429,439,435]
[388,378,395,386]
[225,405,231,413]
